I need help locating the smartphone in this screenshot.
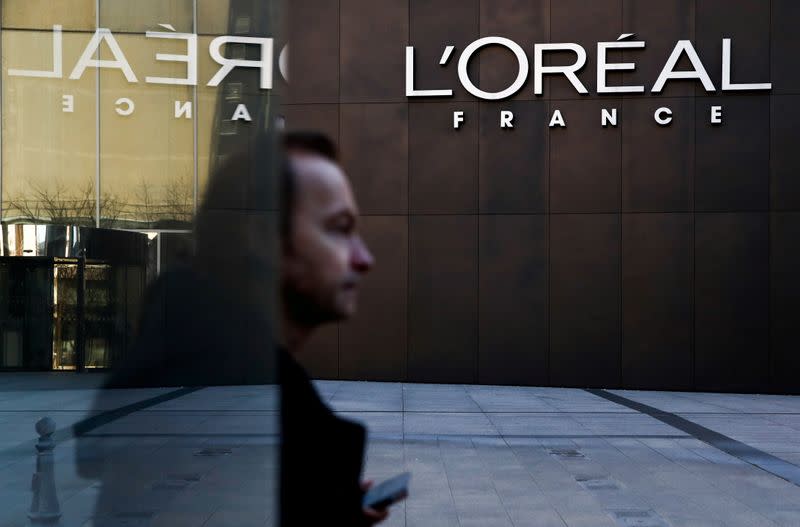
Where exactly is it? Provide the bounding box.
[362,472,411,510]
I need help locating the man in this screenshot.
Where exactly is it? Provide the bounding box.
[279,131,386,526]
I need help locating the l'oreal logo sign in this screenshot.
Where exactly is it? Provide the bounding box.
[6,25,286,122]
[406,35,772,129]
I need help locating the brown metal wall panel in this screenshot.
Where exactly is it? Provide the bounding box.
[770,213,800,394]
[622,213,693,390]
[622,98,694,212]
[340,103,409,215]
[550,214,621,387]
[771,95,800,211]
[408,215,478,383]
[287,0,340,103]
[339,216,408,381]
[549,0,622,99]
[479,100,548,213]
[409,102,479,214]
[772,0,800,94]
[622,0,695,98]
[696,0,771,97]
[695,96,769,211]
[409,0,479,102]
[479,215,548,386]
[282,104,340,145]
[340,0,408,102]
[276,1,800,392]
[478,0,548,101]
[550,99,622,213]
[695,213,769,392]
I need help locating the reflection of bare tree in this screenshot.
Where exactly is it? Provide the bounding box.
[6,174,193,228]
[133,177,157,224]
[132,173,193,226]
[6,178,120,227]
[162,173,194,224]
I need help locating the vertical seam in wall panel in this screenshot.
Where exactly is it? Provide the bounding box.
[767,0,773,389]
[547,0,552,387]
[618,0,624,389]
[546,98,551,387]
[692,0,698,389]
[406,0,411,383]
[95,0,101,228]
[619,133,624,387]
[193,0,199,215]
[337,0,342,380]
[475,0,480,385]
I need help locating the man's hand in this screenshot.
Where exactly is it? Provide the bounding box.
[361,480,389,525]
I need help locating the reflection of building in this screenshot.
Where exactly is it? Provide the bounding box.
[0,225,148,370]
[0,1,281,371]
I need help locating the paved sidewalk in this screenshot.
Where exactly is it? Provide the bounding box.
[1,375,800,526]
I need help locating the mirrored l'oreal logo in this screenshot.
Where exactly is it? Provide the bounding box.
[7,24,287,88]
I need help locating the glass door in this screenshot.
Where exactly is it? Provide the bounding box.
[52,260,79,370]
[52,258,116,370]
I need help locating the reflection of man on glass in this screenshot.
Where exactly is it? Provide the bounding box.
[279,132,387,526]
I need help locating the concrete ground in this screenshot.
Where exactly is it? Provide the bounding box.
[1,374,800,526]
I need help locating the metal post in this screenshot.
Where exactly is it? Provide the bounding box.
[29,417,61,525]
[75,252,86,372]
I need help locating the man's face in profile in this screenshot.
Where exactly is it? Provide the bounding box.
[282,152,374,325]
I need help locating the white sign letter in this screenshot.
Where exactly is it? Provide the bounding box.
[722,39,771,91]
[232,104,252,122]
[145,29,198,85]
[549,109,566,128]
[652,40,714,93]
[406,46,453,97]
[62,94,74,113]
[174,101,192,119]
[458,37,529,100]
[534,43,588,95]
[208,36,273,90]
[601,108,618,127]
[70,28,137,82]
[115,97,135,116]
[9,25,63,78]
[654,107,673,126]
[711,105,723,125]
[597,37,646,93]
[500,110,514,128]
[453,111,465,129]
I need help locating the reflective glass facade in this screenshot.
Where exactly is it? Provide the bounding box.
[0,0,283,372]
[1,0,281,230]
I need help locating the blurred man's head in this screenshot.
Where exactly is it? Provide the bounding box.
[281,132,374,334]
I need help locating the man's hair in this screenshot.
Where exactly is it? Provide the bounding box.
[281,131,339,243]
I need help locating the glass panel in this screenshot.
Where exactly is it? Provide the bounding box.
[197,34,221,199]
[97,33,195,228]
[2,30,97,225]
[2,0,95,31]
[52,261,78,370]
[196,0,232,35]
[99,0,193,33]
[196,35,280,202]
[83,263,113,368]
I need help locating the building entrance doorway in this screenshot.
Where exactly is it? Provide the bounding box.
[52,258,115,371]
[0,225,149,371]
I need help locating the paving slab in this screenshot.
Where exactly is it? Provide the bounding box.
[1,375,799,526]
